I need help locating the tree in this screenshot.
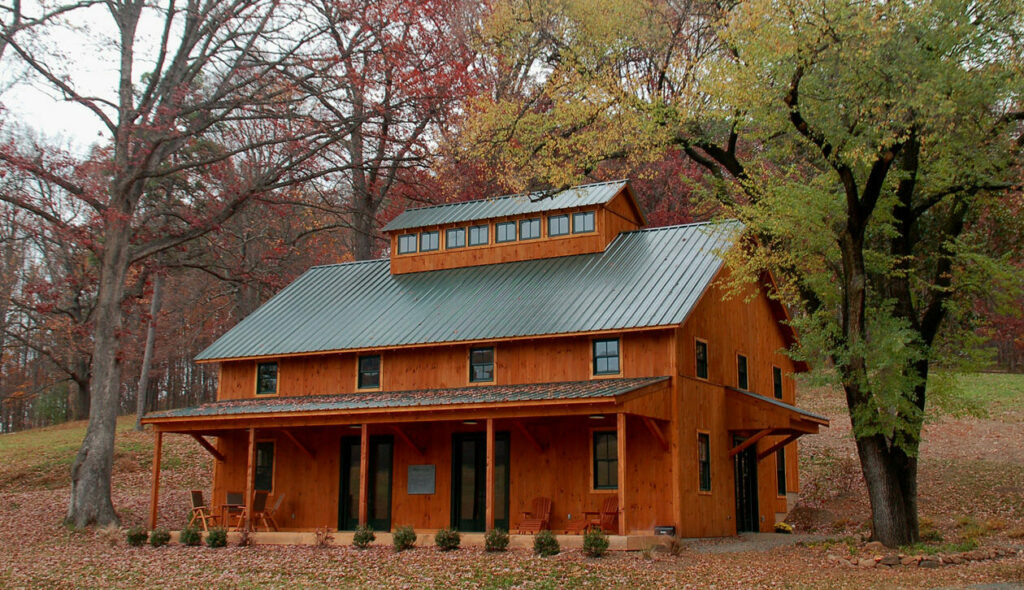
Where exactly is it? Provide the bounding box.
[467,0,1024,545]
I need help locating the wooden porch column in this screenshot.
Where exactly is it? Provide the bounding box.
[358,423,369,526]
[148,431,162,529]
[485,418,495,531]
[244,428,255,531]
[617,413,627,536]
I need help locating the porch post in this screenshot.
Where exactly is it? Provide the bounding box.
[485,418,495,531]
[358,423,369,526]
[149,431,162,529]
[244,427,255,531]
[617,413,627,535]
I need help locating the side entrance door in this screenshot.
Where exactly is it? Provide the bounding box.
[451,432,510,532]
[733,435,759,532]
[338,435,394,531]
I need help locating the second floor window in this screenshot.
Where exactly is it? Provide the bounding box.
[737,354,748,390]
[446,228,466,249]
[592,338,620,375]
[548,214,569,236]
[469,347,494,382]
[398,234,417,254]
[420,231,439,252]
[773,366,783,399]
[468,225,489,246]
[496,221,516,243]
[696,340,708,379]
[520,218,541,240]
[358,355,381,389]
[256,362,278,395]
[572,211,595,233]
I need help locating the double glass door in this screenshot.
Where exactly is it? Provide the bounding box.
[338,435,393,531]
[451,432,509,532]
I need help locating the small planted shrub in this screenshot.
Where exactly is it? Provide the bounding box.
[126,526,148,547]
[180,525,203,547]
[484,527,509,552]
[774,522,793,534]
[206,526,228,548]
[668,536,685,557]
[533,529,559,557]
[149,528,171,547]
[393,525,417,552]
[435,527,461,551]
[314,526,334,548]
[353,524,375,549]
[236,527,252,547]
[582,528,609,558]
[96,525,121,547]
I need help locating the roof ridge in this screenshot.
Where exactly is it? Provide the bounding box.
[307,257,389,271]
[621,218,740,234]
[396,179,629,215]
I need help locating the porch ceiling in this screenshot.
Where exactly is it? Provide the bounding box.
[142,377,671,433]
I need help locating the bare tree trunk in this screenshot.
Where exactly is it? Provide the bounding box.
[134,273,163,431]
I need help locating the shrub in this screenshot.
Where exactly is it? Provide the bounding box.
[582,528,609,558]
[533,530,559,557]
[774,522,793,534]
[435,527,460,551]
[149,528,171,547]
[206,527,228,548]
[667,536,685,556]
[236,527,252,547]
[640,543,654,561]
[393,526,417,552]
[96,525,121,547]
[126,526,148,547]
[484,527,509,552]
[180,525,202,547]
[353,524,375,549]
[314,527,334,548]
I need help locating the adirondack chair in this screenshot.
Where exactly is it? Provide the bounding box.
[188,490,217,531]
[567,496,619,534]
[517,497,552,534]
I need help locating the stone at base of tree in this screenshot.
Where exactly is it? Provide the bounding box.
[863,541,885,553]
[919,558,940,568]
[879,554,900,566]
[900,555,920,566]
[858,558,877,568]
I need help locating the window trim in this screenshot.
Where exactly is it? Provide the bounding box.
[255,361,279,396]
[548,214,570,237]
[572,210,595,234]
[737,353,749,390]
[697,430,712,494]
[495,221,517,243]
[772,366,784,400]
[591,338,621,376]
[254,439,276,494]
[357,354,382,390]
[590,428,619,492]
[695,338,709,380]
[776,446,787,497]
[445,227,466,250]
[419,230,440,252]
[468,346,495,384]
[519,217,541,240]
[397,233,417,254]
[468,224,489,246]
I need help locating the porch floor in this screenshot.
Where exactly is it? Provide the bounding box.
[169,530,674,551]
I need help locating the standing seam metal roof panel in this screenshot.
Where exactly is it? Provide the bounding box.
[195,220,742,361]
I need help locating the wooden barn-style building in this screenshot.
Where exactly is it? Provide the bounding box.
[144,180,827,542]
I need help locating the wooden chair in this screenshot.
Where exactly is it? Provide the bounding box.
[257,493,286,531]
[517,497,552,534]
[223,491,243,527]
[188,490,218,531]
[567,496,619,534]
[235,490,270,531]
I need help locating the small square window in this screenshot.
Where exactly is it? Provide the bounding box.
[469,347,494,382]
[496,221,516,243]
[592,338,620,375]
[737,354,748,390]
[468,225,489,246]
[358,355,381,389]
[698,433,711,492]
[256,362,278,395]
[254,441,275,492]
[773,366,783,399]
[695,340,708,380]
[572,211,595,233]
[446,228,466,249]
[593,431,618,489]
[548,214,569,236]
[420,231,439,252]
[520,218,541,240]
[397,234,417,254]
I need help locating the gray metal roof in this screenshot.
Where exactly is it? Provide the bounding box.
[381,180,630,232]
[145,377,669,420]
[195,220,741,361]
[726,387,830,423]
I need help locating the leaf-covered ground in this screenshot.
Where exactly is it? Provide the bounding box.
[0,375,1022,589]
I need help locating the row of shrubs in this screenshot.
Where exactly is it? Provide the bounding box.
[126,524,610,557]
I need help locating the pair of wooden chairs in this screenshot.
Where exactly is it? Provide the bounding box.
[189,490,285,532]
[565,496,619,534]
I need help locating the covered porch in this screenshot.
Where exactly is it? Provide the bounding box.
[142,377,674,537]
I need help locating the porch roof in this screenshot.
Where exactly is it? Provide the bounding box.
[142,377,671,429]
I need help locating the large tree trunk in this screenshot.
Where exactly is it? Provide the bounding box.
[70,358,91,421]
[66,224,129,528]
[854,425,920,546]
[134,273,164,431]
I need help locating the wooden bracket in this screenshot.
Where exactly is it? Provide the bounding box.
[282,429,315,460]
[642,417,669,451]
[190,434,226,462]
[757,434,800,461]
[729,428,772,457]
[389,425,425,456]
[512,420,546,453]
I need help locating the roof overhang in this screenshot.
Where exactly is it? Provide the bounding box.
[725,386,829,435]
[143,377,672,434]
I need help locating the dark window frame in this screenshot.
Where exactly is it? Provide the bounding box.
[695,339,709,380]
[469,347,495,383]
[737,354,749,390]
[397,234,417,254]
[468,224,489,246]
[592,338,620,375]
[592,430,618,490]
[698,432,711,492]
[772,366,784,399]
[519,217,541,240]
[358,355,381,389]
[419,230,439,252]
[572,210,595,234]
[256,361,278,396]
[776,447,787,496]
[254,440,275,492]
[495,221,517,243]
[548,214,570,237]
[446,227,466,249]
